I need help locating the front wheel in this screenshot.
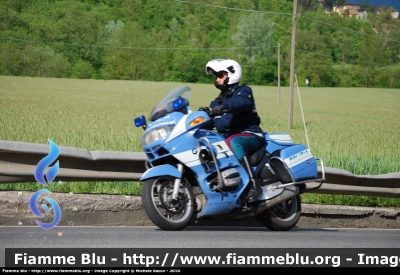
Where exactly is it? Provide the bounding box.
[141,176,195,231]
[256,194,301,231]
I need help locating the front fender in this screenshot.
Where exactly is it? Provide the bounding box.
[140,164,182,181]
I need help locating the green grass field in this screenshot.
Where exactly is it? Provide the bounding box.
[1,76,399,207]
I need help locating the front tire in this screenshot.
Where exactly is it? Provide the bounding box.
[141,176,195,231]
[256,194,301,231]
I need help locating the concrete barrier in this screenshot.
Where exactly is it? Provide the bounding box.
[1,191,399,229]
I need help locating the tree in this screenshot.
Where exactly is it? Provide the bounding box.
[295,27,335,87]
[298,0,319,13]
[358,7,400,88]
[0,0,399,88]
[232,12,275,62]
[104,20,124,45]
[71,60,96,79]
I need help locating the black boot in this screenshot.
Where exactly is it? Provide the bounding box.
[246,183,262,202]
[239,156,262,203]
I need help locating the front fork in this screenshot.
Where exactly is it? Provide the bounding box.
[172,163,184,200]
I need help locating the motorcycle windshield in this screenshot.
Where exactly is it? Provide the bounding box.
[148,86,192,122]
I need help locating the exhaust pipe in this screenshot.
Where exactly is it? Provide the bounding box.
[194,186,299,219]
[255,185,299,216]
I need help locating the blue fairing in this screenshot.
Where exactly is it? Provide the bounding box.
[140,164,182,181]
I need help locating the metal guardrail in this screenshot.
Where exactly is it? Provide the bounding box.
[1,140,399,198]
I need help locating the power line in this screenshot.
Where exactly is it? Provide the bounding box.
[0,38,394,67]
[294,48,390,66]
[0,38,278,50]
[173,0,292,16]
[301,15,400,43]
[173,0,400,43]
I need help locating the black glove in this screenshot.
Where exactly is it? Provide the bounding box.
[198,107,211,115]
[209,105,226,117]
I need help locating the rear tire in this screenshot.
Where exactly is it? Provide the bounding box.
[256,194,301,231]
[141,176,195,231]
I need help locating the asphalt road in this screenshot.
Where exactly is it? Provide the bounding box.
[2,226,400,268]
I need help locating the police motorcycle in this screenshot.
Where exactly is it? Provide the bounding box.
[134,86,325,231]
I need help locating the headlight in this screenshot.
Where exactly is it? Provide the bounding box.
[141,125,174,146]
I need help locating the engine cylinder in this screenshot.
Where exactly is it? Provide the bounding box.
[221,168,240,187]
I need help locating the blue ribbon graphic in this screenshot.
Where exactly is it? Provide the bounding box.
[29,189,62,230]
[34,138,60,186]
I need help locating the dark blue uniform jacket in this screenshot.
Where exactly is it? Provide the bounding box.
[208,84,264,138]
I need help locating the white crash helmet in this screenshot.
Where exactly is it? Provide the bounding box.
[206,59,242,85]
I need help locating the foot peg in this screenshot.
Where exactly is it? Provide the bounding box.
[245,187,262,202]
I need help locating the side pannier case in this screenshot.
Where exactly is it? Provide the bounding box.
[271,144,318,183]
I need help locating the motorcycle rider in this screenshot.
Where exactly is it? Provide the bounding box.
[202,59,265,203]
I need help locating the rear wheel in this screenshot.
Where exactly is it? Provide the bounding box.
[256,194,301,231]
[141,176,195,231]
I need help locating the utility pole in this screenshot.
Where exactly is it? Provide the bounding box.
[288,0,297,129]
[278,43,281,107]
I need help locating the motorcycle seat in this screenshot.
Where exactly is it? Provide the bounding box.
[266,133,295,146]
[248,146,266,166]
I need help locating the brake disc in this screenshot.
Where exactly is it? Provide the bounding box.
[159,182,186,215]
